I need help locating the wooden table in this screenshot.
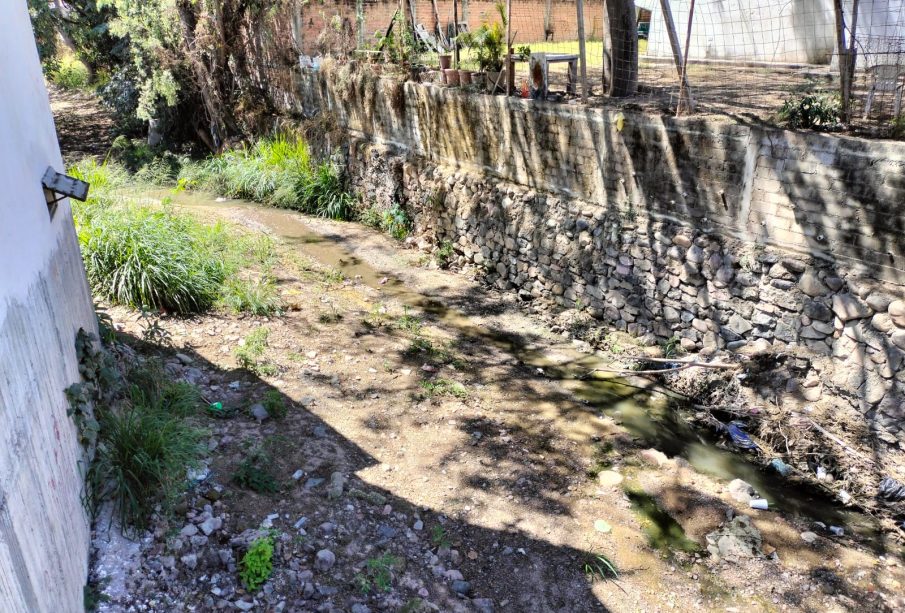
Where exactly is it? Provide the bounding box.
[507,53,579,94]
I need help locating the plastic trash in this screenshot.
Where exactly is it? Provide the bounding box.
[769,458,792,476]
[749,498,769,510]
[207,401,224,415]
[829,525,844,536]
[879,476,905,502]
[816,466,828,481]
[838,489,852,505]
[725,421,760,450]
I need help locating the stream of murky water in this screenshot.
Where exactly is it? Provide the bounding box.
[154,189,881,547]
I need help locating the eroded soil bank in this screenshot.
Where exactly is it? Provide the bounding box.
[90,192,904,612]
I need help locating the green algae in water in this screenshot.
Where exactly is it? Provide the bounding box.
[624,484,701,553]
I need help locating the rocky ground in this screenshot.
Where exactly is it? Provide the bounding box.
[83,196,905,613]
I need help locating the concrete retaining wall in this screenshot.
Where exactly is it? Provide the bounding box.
[298,64,905,434]
[0,4,97,611]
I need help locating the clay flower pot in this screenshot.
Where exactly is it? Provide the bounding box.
[471,72,486,89]
[443,68,460,87]
[439,54,452,71]
[458,69,472,85]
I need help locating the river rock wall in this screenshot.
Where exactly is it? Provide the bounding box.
[297,65,905,437]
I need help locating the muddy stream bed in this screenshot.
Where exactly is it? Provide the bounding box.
[114,188,905,612]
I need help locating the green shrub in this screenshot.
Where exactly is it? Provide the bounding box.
[51,55,91,90]
[778,93,841,129]
[232,448,280,493]
[234,327,277,375]
[76,203,227,313]
[381,203,412,240]
[435,240,455,268]
[262,389,288,419]
[192,135,353,219]
[88,395,204,527]
[240,536,274,592]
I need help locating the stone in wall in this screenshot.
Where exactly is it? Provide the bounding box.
[345,138,905,437]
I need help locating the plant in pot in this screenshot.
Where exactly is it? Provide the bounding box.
[473,1,508,93]
[455,31,475,86]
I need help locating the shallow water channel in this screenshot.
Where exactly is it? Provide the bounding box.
[162,189,881,549]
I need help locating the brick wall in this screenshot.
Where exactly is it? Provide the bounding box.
[297,0,603,53]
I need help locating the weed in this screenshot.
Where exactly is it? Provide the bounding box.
[419,378,468,399]
[232,447,280,494]
[87,396,205,528]
[368,554,402,591]
[778,93,841,130]
[435,240,455,268]
[363,303,390,328]
[196,135,354,219]
[83,578,110,612]
[396,306,422,334]
[234,328,277,376]
[582,551,620,583]
[219,276,282,316]
[240,536,274,592]
[138,309,171,345]
[430,524,451,549]
[75,195,228,314]
[662,335,681,359]
[406,337,466,369]
[318,303,343,323]
[262,389,288,419]
[381,203,412,240]
[359,202,412,240]
[354,554,402,593]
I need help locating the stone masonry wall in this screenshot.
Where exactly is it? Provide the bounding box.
[298,65,905,435]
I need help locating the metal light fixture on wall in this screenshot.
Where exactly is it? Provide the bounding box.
[41,166,90,218]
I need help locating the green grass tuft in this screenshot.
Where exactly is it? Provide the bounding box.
[189,135,354,219]
[87,394,205,528]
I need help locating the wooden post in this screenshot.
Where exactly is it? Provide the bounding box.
[576,0,589,102]
[453,0,459,68]
[506,0,512,95]
[833,0,860,123]
[678,0,696,115]
[660,0,694,113]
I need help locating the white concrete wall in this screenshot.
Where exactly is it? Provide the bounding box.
[640,0,905,66]
[0,2,96,612]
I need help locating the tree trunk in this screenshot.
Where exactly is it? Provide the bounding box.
[603,0,638,97]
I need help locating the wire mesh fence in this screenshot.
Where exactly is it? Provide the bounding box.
[276,0,905,138]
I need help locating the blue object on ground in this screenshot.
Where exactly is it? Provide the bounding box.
[769,458,791,476]
[725,421,760,450]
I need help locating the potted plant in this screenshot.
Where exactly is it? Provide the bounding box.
[473,1,508,93]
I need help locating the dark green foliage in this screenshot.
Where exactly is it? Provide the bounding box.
[77,204,227,313]
[87,389,204,528]
[232,448,280,494]
[778,93,842,130]
[355,554,402,593]
[262,390,288,419]
[240,536,274,592]
[190,135,354,219]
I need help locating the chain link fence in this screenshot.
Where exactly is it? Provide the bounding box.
[264,0,905,138]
